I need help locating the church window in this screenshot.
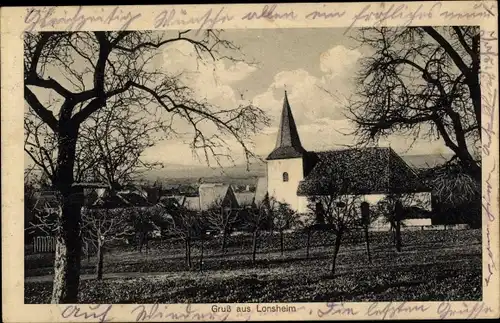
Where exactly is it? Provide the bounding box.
[282,172,289,182]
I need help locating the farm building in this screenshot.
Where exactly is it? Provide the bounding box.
[172,183,240,212]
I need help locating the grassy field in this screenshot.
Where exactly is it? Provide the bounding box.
[25,229,482,303]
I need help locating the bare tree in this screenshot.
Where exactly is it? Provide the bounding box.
[129,207,161,254]
[197,222,208,272]
[376,195,403,251]
[270,199,300,257]
[348,27,481,180]
[81,206,133,280]
[206,199,239,253]
[166,205,200,269]
[242,194,271,264]
[24,169,42,240]
[360,201,372,264]
[25,178,61,240]
[76,104,163,185]
[298,210,317,260]
[24,31,268,302]
[309,193,362,276]
[374,193,428,251]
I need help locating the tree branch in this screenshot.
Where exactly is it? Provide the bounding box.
[422,27,470,76]
[452,26,475,59]
[24,86,58,132]
[114,32,216,60]
[71,82,132,125]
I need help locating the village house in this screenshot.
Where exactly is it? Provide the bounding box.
[28,183,165,251]
[168,183,239,212]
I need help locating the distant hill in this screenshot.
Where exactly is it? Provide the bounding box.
[140,153,452,185]
[142,162,266,185]
[401,153,452,169]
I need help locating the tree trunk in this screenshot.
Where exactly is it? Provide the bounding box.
[199,233,204,272]
[280,230,284,256]
[364,226,372,264]
[395,220,402,252]
[252,230,258,264]
[221,231,227,253]
[184,238,188,265]
[138,235,142,253]
[51,126,82,304]
[84,241,91,264]
[330,231,343,276]
[467,71,481,140]
[186,236,192,269]
[96,240,104,280]
[390,220,396,245]
[306,229,311,259]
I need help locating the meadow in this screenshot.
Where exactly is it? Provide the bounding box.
[25,229,482,303]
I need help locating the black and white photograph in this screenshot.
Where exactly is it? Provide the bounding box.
[21,24,487,306]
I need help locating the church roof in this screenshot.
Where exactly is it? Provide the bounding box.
[266,92,307,160]
[297,147,429,196]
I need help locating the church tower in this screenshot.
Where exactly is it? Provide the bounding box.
[266,91,307,212]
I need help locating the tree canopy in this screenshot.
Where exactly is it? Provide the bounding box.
[348,27,481,179]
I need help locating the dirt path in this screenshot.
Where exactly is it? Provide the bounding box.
[25,272,174,283]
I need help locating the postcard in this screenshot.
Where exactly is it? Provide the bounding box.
[1,1,499,321]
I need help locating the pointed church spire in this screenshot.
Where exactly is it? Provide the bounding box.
[266,91,307,160]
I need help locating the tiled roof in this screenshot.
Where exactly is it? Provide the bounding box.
[297,147,429,196]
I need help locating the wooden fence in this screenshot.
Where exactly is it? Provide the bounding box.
[33,236,56,253]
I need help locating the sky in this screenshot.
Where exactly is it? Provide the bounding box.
[24,28,452,171]
[140,28,451,167]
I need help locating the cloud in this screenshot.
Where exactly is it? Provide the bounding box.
[144,44,366,166]
[141,41,261,164]
[252,45,363,128]
[159,41,257,109]
[143,43,450,167]
[248,45,450,159]
[320,45,363,76]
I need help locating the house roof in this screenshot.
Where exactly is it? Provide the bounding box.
[184,196,201,211]
[33,191,60,211]
[266,92,307,160]
[88,191,151,209]
[297,147,429,196]
[254,177,268,205]
[178,183,241,211]
[234,192,255,207]
[160,195,186,206]
[199,183,238,210]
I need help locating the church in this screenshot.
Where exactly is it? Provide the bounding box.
[264,92,432,220]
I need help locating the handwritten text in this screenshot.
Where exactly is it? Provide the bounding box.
[24,7,141,32]
[367,302,430,320]
[61,305,113,323]
[437,302,494,319]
